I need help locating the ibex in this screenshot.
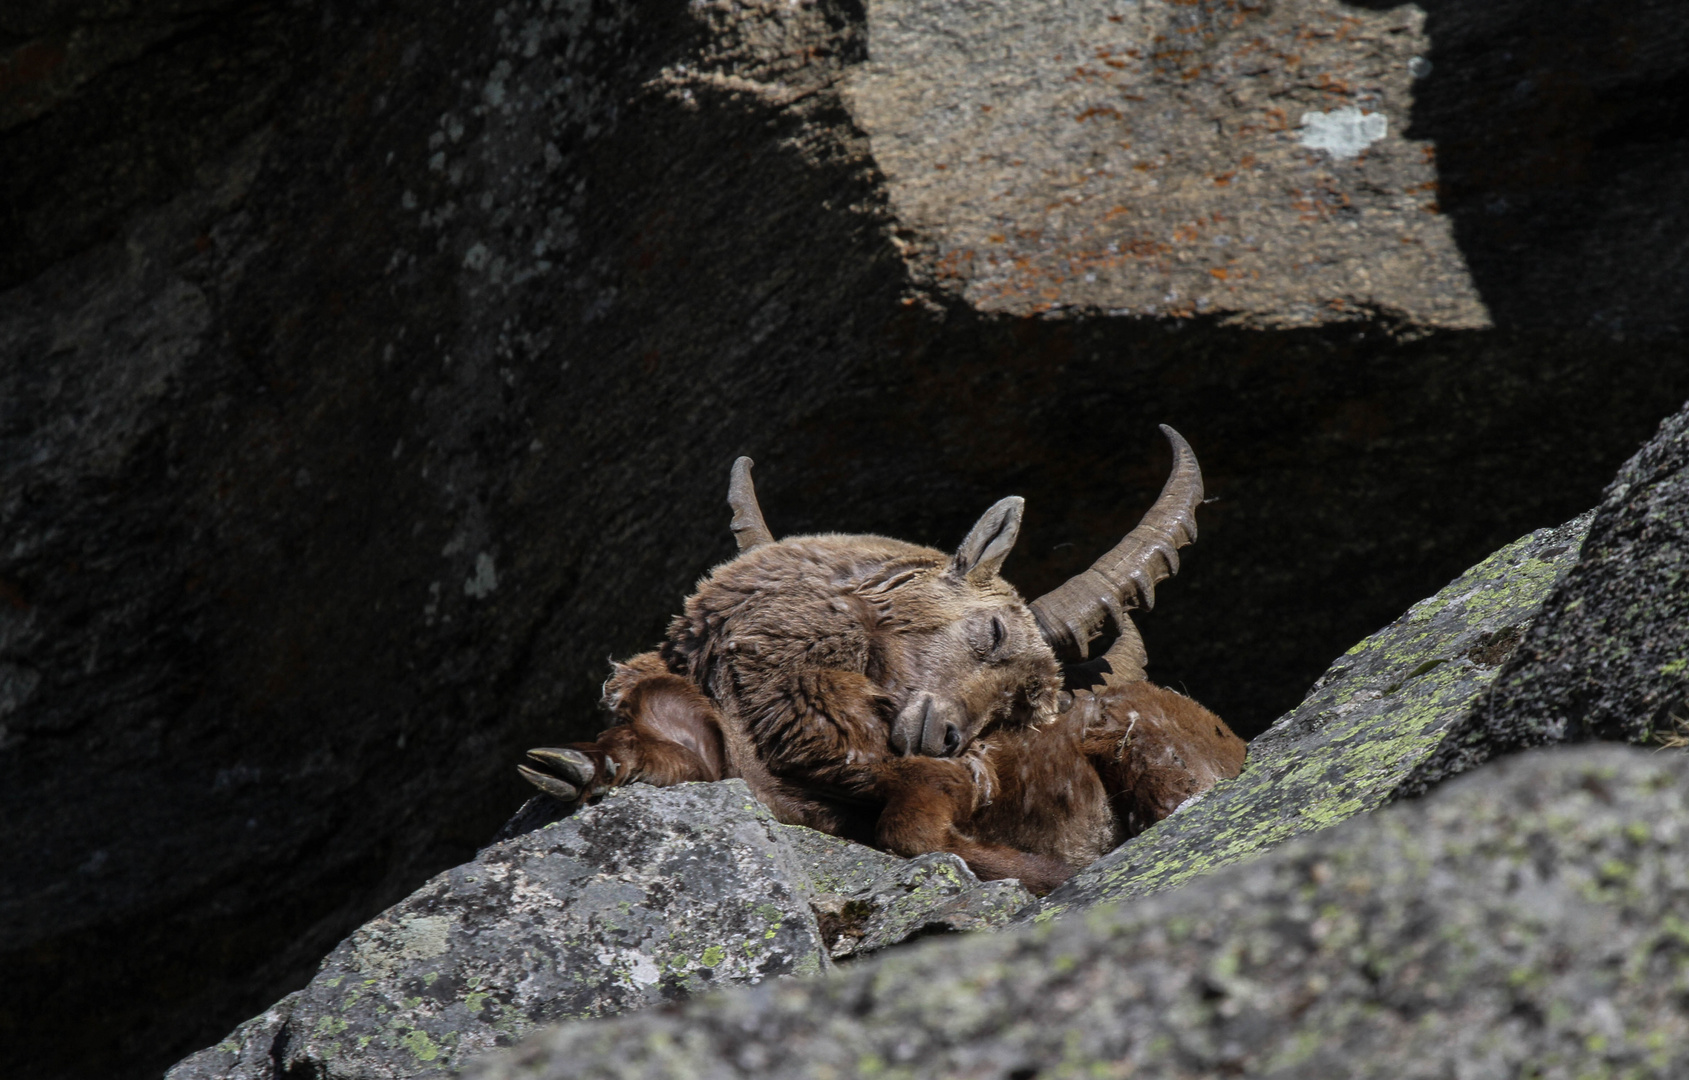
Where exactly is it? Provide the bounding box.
[519,427,1244,893]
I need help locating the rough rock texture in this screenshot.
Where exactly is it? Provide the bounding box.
[471,746,1689,1080]
[1039,509,1592,917]
[813,854,1035,960]
[849,0,1487,327]
[7,0,1689,1076]
[167,781,1029,1080]
[1406,400,1689,788]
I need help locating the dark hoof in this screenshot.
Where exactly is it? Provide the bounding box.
[519,747,602,802]
[517,764,580,802]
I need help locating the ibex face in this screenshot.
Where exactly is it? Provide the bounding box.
[681,425,1203,765]
[863,502,1061,758]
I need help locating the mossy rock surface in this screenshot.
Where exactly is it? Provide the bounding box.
[167,782,1030,1080]
[470,745,1689,1080]
[167,781,833,1080]
[1037,509,1593,918]
[1410,399,1689,786]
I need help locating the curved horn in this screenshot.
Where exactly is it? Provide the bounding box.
[1029,425,1203,661]
[728,456,775,552]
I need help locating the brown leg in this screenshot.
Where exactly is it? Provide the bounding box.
[1081,679,1245,839]
[519,653,727,804]
[869,756,1074,895]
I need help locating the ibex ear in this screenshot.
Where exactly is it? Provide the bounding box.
[951,496,1024,580]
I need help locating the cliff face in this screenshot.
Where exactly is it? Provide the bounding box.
[3,0,1688,1077]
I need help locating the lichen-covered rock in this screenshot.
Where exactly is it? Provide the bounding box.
[1407,400,1689,788]
[468,745,1689,1080]
[168,781,1028,1080]
[811,853,1035,960]
[168,782,834,1080]
[1037,509,1593,917]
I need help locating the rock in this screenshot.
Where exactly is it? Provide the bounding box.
[7,0,1689,1076]
[167,781,1025,1080]
[1038,509,1593,917]
[1406,399,1689,788]
[811,854,1035,960]
[469,745,1689,1080]
[848,0,1487,327]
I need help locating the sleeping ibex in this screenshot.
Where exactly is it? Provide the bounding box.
[519,427,1244,893]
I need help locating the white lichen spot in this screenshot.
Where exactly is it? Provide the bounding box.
[351,915,454,978]
[464,552,499,598]
[464,243,491,272]
[628,953,662,986]
[1299,107,1388,160]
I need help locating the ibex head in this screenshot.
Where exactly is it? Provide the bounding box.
[680,426,1203,759]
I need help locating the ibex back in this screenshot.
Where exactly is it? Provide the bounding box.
[520,428,1245,893]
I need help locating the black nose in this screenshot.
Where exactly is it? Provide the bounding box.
[942,723,962,755]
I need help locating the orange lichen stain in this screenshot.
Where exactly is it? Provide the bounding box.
[1209,267,1230,280]
[1421,146,1438,164]
[934,163,948,170]
[1172,223,1202,243]
[1101,205,1131,222]
[1092,47,1129,70]
[1263,106,1291,132]
[1076,106,1124,123]
[1239,153,1258,169]
[1213,171,1236,186]
[1133,162,1155,172]
[1421,203,1441,214]
[1314,73,1353,95]
[989,234,1007,244]
[980,104,993,112]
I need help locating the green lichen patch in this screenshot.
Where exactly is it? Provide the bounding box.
[1037,512,1592,918]
[1409,402,1689,778]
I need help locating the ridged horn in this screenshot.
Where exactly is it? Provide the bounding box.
[728,456,775,552]
[1029,425,1203,661]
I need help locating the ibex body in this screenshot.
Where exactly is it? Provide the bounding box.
[521,428,1245,893]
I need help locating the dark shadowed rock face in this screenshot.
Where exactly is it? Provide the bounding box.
[4,0,1689,1076]
[1405,399,1689,790]
[471,746,1689,1080]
